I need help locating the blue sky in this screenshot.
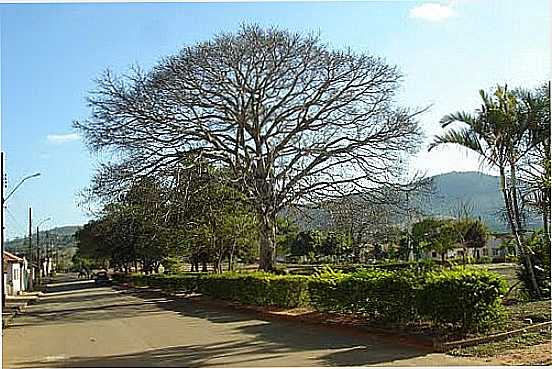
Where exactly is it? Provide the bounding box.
[0,1,549,239]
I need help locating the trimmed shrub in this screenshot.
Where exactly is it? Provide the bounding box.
[112,267,508,332]
[198,272,310,308]
[308,269,424,322]
[418,268,508,332]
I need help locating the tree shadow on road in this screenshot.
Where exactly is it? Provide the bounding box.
[17,334,430,368]
[12,284,433,367]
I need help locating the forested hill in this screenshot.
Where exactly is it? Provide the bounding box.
[287,171,542,233]
[5,225,82,252]
[421,171,541,232]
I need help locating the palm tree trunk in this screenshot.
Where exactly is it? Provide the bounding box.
[501,165,541,299]
[509,163,524,232]
[543,207,550,244]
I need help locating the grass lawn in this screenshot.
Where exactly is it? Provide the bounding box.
[449,328,551,357]
[449,299,551,363]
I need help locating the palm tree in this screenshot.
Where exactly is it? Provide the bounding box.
[516,83,551,243]
[429,85,542,298]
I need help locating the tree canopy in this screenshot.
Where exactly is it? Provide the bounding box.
[75,25,424,270]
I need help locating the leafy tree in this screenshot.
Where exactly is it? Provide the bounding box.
[275,217,300,256]
[411,218,459,261]
[429,84,543,297]
[455,218,489,259]
[290,230,323,257]
[516,83,551,242]
[517,229,551,299]
[76,25,423,271]
[319,231,352,258]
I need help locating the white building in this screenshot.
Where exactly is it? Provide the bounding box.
[423,233,511,262]
[3,251,26,295]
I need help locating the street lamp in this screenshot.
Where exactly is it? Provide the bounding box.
[1,152,41,307]
[4,173,41,202]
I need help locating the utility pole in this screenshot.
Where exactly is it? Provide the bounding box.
[28,207,33,291]
[45,231,49,277]
[36,225,40,284]
[1,165,41,294]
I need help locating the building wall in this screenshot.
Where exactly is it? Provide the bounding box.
[6,262,22,295]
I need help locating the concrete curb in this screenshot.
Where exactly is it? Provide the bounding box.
[2,312,16,328]
[433,321,552,352]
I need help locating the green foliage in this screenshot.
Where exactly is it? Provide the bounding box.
[418,267,508,332]
[456,218,489,249]
[199,273,311,308]
[275,217,300,256]
[116,266,510,333]
[290,230,323,256]
[319,231,352,257]
[280,227,352,259]
[118,272,310,308]
[411,218,460,260]
[308,269,424,322]
[517,229,551,299]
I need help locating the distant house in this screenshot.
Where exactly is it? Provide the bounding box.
[423,233,512,261]
[3,251,26,295]
[482,233,512,259]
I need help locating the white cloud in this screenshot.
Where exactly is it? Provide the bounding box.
[46,132,80,144]
[409,2,456,22]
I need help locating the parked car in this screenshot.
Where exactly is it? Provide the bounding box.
[94,271,112,287]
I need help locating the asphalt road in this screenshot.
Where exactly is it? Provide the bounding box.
[2,274,495,367]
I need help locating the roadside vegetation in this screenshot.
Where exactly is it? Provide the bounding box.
[70,25,550,359]
[113,266,509,335]
[449,329,550,358]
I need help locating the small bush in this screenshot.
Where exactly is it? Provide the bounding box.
[199,272,310,308]
[517,229,551,300]
[418,268,508,332]
[477,256,492,264]
[308,269,424,322]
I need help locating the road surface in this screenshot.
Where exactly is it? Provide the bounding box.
[3,274,495,367]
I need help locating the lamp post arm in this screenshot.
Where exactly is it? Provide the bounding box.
[4,173,41,202]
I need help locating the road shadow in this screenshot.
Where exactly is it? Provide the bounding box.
[12,278,432,367]
[17,334,428,368]
[45,280,97,293]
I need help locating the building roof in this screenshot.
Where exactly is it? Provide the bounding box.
[3,251,24,262]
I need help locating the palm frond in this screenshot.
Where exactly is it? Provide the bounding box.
[439,111,477,128]
[428,127,485,156]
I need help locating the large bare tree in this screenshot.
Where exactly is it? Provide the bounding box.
[75,25,423,271]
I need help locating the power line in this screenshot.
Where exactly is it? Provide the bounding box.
[5,207,28,238]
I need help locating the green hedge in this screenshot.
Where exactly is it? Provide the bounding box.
[114,272,310,308]
[113,267,507,332]
[198,273,310,307]
[418,268,508,332]
[308,269,424,322]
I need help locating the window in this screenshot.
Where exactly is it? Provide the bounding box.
[432,251,437,257]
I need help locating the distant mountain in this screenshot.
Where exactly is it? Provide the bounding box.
[422,171,541,232]
[5,225,82,253]
[47,225,83,237]
[283,171,542,233]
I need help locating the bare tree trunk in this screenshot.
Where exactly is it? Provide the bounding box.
[258,211,276,272]
[201,255,208,272]
[228,243,236,272]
